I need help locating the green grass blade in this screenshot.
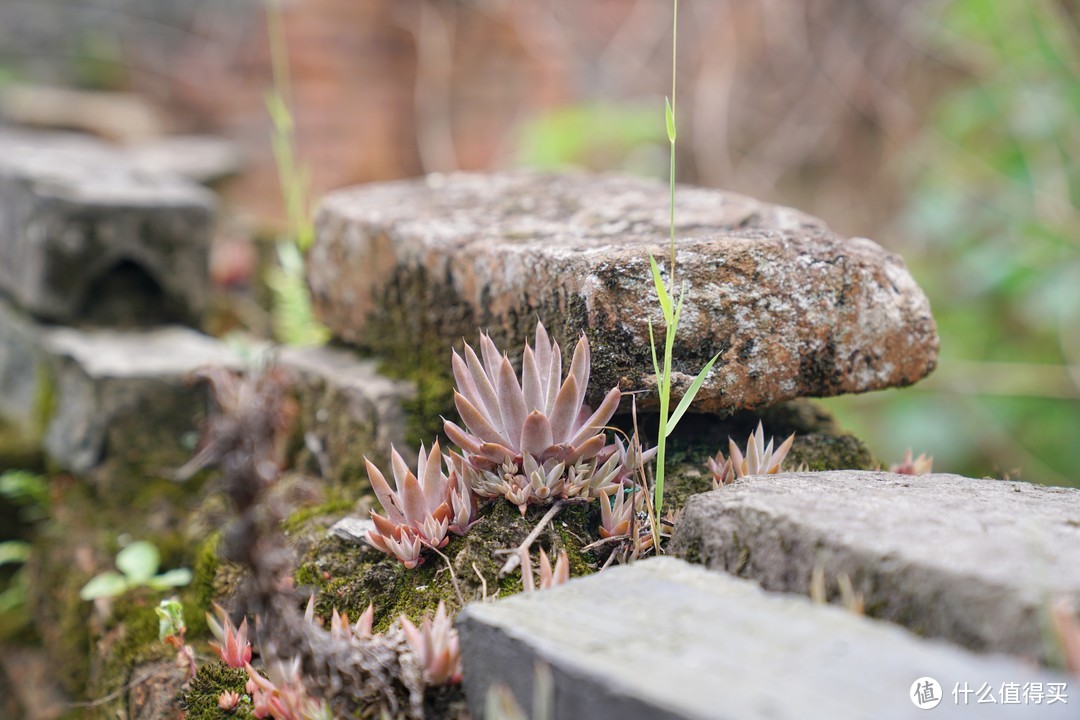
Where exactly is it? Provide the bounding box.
[666,351,720,436]
[649,254,673,323]
[648,319,661,381]
[665,96,677,144]
[672,285,685,333]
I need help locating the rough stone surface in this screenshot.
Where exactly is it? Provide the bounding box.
[309,172,938,412]
[459,557,1072,720]
[278,345,415,486]
[42,325,240,485]
[0,129,215,326]
[671,471,1080,662]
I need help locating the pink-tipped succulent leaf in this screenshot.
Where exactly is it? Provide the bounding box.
[710,422,795,489]
[599,488,636,539]
[206,603,252,669]
[520,547,571,592]
[400,600,462,685]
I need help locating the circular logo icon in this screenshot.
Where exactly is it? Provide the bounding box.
[910,677,943,710]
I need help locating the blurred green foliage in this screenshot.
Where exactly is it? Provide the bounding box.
[827,0,1080,486]
[516,102,664,175]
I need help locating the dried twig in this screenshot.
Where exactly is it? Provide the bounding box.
[498,500,566,577]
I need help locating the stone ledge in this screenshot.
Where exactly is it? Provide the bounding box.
[671,471,1080,662]
[309,171,938,412]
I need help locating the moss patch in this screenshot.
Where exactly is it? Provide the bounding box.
[180,662,254,720]
[296,498,602,629]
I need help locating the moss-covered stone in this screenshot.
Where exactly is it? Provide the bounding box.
[84,590,174,719]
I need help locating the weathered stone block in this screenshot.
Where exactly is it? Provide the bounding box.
[459,557,1072,720]
[671,471,1080,662]
[309,172,938,412]
[278,345,415,486]
[0,129,215,326]
[41,326,239,487]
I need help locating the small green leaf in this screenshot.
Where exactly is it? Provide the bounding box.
[665,97,677,144]
[666,352,721,435]
[0,470,49,509]
[116,541,160,584]
[148,568,193,590]
[80,572,129,601]
[0,541,30,567]
[156,599,186,640]
[649,254,673,323]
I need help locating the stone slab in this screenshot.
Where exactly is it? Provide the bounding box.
[309,172,938,412]
[0,129,215,326]
[41,325,240,484]
[277,345,415,486]
[125,135,243,186]
[671,471,1080,662]
[459,557,1072,720]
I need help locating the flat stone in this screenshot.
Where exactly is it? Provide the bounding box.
[41,325,240,485]
[328,516,375,544]
[278,345,415,486]
[125,135,243,186]
[458,557,1072,720]
[309,172,938,412]
[671,471,1080,661]
[0,129,215,326]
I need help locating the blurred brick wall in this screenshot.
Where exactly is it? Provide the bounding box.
[0,0,933,238]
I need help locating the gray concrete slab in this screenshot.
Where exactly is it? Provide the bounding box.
[459,557,1074,720]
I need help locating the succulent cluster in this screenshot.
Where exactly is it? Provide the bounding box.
[889,449,933,476]
[520,548,570,593]
[444,323,624,513]
[245,657,333,720]
[709,422,795,489]
[309,598,463,688]
[400,601,462,685]
[364,442,477,567]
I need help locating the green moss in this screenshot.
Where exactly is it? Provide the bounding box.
[787,433,877,472]
[281,498,357,537]
[297,498,603,629]
[184,532,221,638]
[180,662,254,720]
[85,591,174,719]
[33,361,57,435]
